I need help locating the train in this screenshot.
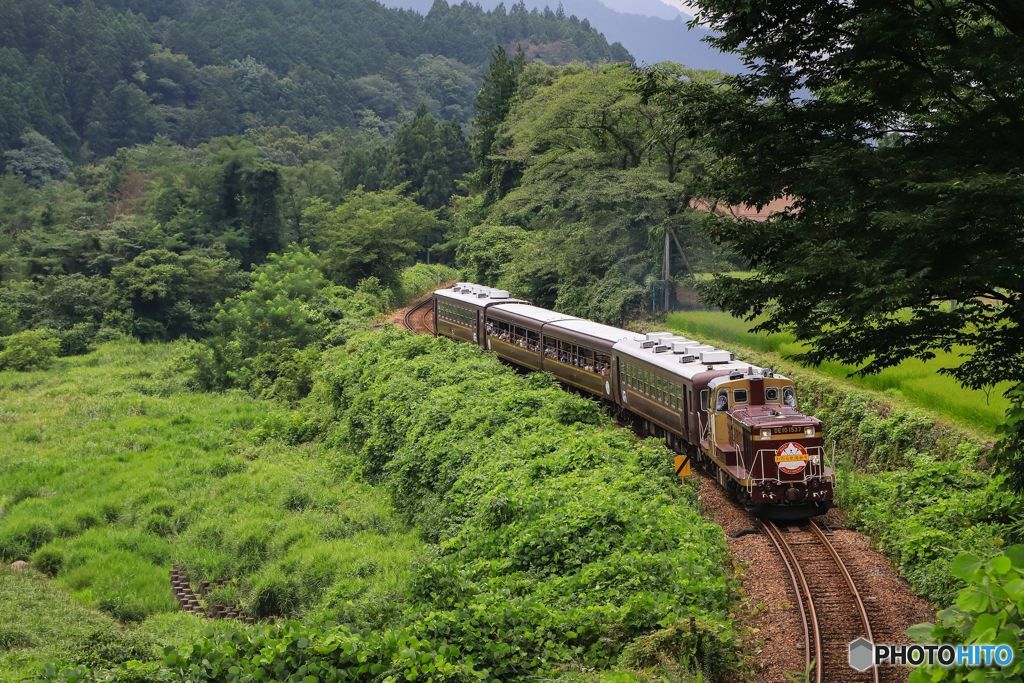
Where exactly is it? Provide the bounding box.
[431,282,835,519]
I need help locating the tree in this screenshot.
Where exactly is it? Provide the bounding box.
[3,131,71,188]
[85,81,160,157]
[303,188,442,288]
[464,62,717,321]
[384,106,473,209]
[109,248,247,340]
[472,46,525,201]
[641,2,1024,485]
[186,247,392,399]
[456,223,529,285]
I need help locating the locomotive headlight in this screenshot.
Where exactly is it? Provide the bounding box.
[760,428,772,439]
[804,426,815,437]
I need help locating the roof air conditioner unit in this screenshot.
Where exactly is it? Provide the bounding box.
[646,332,673,341]
[492,290,510,299]
[641,340,656,349]
[678,354,696,363]
[701,350,732,364]
[684,345,715,355]
[654,344,672,353]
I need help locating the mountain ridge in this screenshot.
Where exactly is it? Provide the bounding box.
[379,0,741,71]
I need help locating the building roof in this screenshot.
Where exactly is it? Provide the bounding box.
[544,318,634,344]
[489,303,578,324]
[689,196,795,222]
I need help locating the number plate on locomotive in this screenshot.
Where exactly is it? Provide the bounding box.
[772,426,804,434]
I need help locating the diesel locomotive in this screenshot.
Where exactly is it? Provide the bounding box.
[432,283,834,519]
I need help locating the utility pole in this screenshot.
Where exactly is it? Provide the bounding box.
[663,231,671,312]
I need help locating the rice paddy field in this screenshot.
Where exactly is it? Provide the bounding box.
[666,310,1011,436]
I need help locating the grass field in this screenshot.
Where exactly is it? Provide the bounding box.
[666,310,1011,435]
[0,340,424,679]
[1,333,740,680]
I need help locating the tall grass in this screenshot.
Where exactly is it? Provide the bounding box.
[0,339,425,645]
[666,310,1010,435]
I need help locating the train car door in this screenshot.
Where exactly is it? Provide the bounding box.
[711,386,731,447]
[680,386,690,441]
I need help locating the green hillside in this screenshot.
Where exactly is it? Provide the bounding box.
[0,333,737,680]
[0,0,630,161]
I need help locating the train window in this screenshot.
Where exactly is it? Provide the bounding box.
[701,389,709,410]
[505,325,539,351]
[439,302,475,327]
[489,319,511,341]
[715,390,729,412]
[734,389,748,404]
[783,386,797,408]
[765,387,779,402]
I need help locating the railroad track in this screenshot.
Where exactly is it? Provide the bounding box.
[762,520,878,683]
[402,295,435,334]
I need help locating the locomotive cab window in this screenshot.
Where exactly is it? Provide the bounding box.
[733,389,748,404]
[715,390,729,412]
[765,387,779,402]
[783,386,797,408]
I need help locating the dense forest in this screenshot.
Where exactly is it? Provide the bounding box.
[0,0,675,365]
[0,0,629,161]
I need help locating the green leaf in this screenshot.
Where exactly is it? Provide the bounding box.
[1004,545,1024,568]
[951,553,984,581]
[990,555,1013,575]
[956,587,989,613]
[1004,578,1024,601]
[906,622,936,643]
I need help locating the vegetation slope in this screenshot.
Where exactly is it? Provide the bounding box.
[1,323,738,680]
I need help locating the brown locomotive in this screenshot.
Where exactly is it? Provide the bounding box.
[433,283,835,518]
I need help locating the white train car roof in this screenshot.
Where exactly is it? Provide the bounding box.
[614,333,772,382]
[434,283,521,308]
[544,318,634,344]
[488,303,577,324]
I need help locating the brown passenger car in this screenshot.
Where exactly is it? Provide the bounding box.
[540,319,625,400]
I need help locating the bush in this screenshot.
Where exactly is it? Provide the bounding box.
[908,546,1024,682]
[398,263,460,304]
[309,330,739,678]
[0,329,60,371]
[58,323,98,357]
[181,248,393,400]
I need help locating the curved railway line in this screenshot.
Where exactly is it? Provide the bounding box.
[401,293,911,682]
[762,519,879,683]
[402,294,436,334]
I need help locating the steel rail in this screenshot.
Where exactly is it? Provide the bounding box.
[762,520,819,681]
[810,520,879,683]
[402,295,434,333]
[765,520,827,679]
